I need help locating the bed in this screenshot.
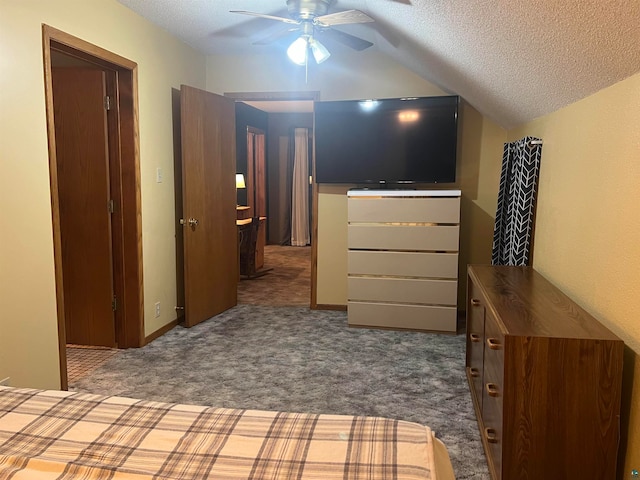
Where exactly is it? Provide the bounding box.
[0,386,454,479]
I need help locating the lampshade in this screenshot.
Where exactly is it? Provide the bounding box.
[235,173,246,189]
[287,35,331,66]
[309,38,330,64]
[287,36,309,65]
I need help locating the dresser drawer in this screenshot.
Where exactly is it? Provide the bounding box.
[348,224,459,251]
[483,311,505,390]
[348,250,459,279]
[347,196,460,224]
[348,277,458,305]
[482,387,504,480]
[348,301,457,332]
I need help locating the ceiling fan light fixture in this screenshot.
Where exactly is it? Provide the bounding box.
[309,37,330,63]
[287,36,309,65]
[231,3,376,65]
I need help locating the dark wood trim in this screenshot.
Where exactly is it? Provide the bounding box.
[116,67,145,348]
[314,304,347,311]
[310,130,319,310]
[105,70,125,348]
[45,25,137,70]
[42,24,144,389]
[42,26,68,390]
[144,318,180,345]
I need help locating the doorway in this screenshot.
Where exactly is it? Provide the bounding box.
[227,92,319,307]
[43,25,144,389]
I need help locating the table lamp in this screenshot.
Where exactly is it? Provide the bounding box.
[235,173,246,190]
[236,174,246,206]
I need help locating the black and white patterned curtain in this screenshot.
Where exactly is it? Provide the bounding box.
[491,136,543,266]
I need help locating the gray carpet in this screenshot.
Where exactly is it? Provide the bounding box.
[71,305,490,479]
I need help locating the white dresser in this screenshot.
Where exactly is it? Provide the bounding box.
[347,189,461,332]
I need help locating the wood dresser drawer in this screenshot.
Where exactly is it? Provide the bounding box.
[465,265,624,480]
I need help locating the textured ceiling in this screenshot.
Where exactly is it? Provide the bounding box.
[117,0,640,128]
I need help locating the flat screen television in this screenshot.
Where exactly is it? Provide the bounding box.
[314,95,459,185]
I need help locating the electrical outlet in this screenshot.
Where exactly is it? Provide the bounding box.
[154,302,161,318]
[0,377,10,386]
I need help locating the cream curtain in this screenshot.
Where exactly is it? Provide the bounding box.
[291,128,310,246]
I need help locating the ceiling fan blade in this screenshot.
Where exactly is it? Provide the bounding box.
[314,10,374,27]
[252,26,301,46]
[319,28,373,51]
[229,10,300,25]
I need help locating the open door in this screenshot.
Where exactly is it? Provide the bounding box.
[180,85,238,327]
[52,67,117,347]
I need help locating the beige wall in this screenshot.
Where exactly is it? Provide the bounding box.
[508,71,640,475]
[0,0,206,388]
[206,49,446,100]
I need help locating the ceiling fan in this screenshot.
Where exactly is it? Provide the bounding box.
[230,0,375,65]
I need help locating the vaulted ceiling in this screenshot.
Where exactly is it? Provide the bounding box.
[117,0,640,129]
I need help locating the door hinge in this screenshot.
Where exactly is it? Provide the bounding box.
[108,199,115,214]
[112,296,117,311]
[104,95,111,111]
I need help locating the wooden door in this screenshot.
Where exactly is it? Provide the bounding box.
[180,85,237,327]
[253,131,267,218]
[52,67,116,347]
[247,128,267,268]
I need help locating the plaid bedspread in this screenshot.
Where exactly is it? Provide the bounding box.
[0,386,435,479]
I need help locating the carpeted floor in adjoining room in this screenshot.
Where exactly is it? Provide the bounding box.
[237,244,311,306]
[71,304,490,479]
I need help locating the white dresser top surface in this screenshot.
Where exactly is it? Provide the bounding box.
[347,189,461,197]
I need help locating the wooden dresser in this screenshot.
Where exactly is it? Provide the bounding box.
[466,265,623,480]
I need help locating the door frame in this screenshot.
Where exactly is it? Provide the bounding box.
[224,91,320,308]
[42,25,144,389]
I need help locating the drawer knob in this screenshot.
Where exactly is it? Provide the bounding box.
[469,367,480,378]
[469,333,480,343]
[485,383,499,397]
[484,428,499,444]
[487,338,502,350]
[471,298,481,307]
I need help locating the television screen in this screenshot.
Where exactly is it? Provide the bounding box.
[314,96,459,184]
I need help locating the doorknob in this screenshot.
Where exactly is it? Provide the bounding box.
[179,218,199,227]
